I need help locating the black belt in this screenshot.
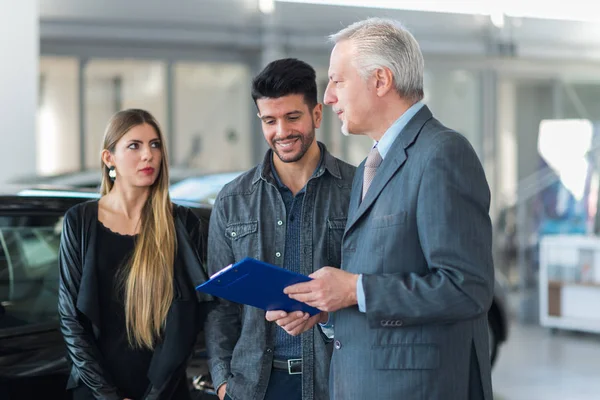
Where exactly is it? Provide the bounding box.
[272,358,302,374]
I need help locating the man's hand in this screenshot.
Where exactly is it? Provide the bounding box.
[217,383,227,400]
[284,267,359,312]
[266,310,328,336]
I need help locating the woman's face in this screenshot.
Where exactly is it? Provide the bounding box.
[107,123,163,188]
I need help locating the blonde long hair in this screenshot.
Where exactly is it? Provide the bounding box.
[100,109,176,349]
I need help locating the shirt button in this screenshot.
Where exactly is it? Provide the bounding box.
[230,232,237,237]
[334,340,342,350]
[276,252,281,258]
[277,220,283,226]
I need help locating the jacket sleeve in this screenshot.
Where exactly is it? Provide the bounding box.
[182,206,215,327]
[57,207,121,400]
[203,195,242,392]
[188,208,214,304]
[362,134,495,327]
[190,210,217,322]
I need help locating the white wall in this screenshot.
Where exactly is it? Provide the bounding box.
[38,57,79,175]
[0,1,38,183]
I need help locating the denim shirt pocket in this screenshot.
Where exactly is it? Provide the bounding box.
[327,217,347,267]
[225,220,259,260]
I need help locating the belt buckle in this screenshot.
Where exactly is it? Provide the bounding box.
[287,358,302,375]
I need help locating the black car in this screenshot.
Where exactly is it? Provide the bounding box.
[0,186,215,399]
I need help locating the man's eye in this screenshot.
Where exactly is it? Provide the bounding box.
[288,116,299,121]
[264,120,275,125]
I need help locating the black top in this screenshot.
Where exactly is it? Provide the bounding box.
[59,201,213,399]
[96,222,153,399]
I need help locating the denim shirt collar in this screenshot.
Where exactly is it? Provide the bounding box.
[252,141,341,185]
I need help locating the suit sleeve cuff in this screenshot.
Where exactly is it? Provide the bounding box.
[318,313,332,328]
[357,274,366,313]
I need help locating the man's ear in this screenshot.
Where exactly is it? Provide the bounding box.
[312,103,323,129]
[375,67,394,97]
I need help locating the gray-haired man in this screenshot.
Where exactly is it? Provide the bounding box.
[276,18,495,400]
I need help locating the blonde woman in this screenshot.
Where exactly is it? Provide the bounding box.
[58,109,213,400]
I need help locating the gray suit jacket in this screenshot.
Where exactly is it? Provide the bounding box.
[330,106,494,400]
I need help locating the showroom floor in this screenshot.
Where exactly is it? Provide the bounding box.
[492,320,600,400]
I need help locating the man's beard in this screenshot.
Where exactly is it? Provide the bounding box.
[272,127,315,163]
[341,121,350,137]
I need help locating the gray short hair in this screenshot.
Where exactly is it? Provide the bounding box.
[329,18,424,102]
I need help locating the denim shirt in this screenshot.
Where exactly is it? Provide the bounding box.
[205,143,355,400]
[270,149,324,358]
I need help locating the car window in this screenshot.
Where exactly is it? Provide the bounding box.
[0,214,63,330]
[169,172,242,205]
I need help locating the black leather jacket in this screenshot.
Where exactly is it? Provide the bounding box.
[58,200,213,400]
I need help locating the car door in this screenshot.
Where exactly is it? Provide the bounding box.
[0,203,70,397]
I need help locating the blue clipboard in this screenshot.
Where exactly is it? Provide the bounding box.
[196,257,320,316]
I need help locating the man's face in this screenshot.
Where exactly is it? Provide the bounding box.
[324,40,377,136]
[257,94,322,163]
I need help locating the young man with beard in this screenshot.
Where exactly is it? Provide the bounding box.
[205,58,356,400]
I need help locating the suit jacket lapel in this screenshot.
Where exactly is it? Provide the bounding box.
[346,163,364,225]
[344,106,433,235]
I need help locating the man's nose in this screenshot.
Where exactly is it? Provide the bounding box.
[324,82,336,105]
[276,120,291,137]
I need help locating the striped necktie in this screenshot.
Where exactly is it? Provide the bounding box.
[362,146,382,200]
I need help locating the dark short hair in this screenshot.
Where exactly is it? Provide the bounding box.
[251,58,318,110]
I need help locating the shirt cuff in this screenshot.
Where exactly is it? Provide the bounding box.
[318,313,334,340]
[318,313,333,328]
[357,274,366,313]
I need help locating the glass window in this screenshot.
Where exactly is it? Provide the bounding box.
[173,62,252,173]
[0,214,63,329]
[85,59,167,170]
[560,82,600,121]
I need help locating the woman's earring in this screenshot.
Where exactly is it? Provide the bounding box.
[108,166,116,181]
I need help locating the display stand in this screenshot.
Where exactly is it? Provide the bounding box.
[539,235,600,333]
